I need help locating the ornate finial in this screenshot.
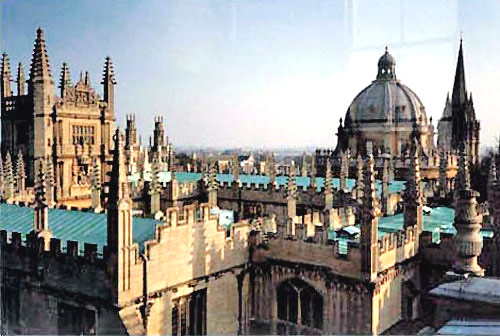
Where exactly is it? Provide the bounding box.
[34,158,47,207]
[208,157,218,191]
[102,56,117,85]
[385,45,388,53]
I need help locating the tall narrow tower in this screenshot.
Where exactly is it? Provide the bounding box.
[29,28,55,181]
[107,128,134,304]
[360,154,379,282]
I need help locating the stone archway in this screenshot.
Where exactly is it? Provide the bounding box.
[276,278,323,333]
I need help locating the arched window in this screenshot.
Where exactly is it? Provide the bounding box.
[277,278,323,331]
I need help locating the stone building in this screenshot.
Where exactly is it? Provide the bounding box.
[1,28,115,201]
[335,47,435,159]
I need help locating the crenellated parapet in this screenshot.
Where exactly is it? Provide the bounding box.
[0,230,112,301]
[378,225,418,272]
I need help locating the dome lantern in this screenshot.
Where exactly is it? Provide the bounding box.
[376,46,396,81]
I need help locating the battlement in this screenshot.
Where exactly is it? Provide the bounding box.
[0,229,112,302]
[261,230,362,279]
[154,116,164,124]
[0,230,105,262]
[378,225,418,272]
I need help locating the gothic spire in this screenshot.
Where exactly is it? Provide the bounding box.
[452,39,467,107]
[102,56,116,85]
[59,62,72,96]
[17,62,25,96]
[29,27,53,85]
[16,151,26,193]
[108,129,130,206]
[1,53,12,98]
[102,56,116,112]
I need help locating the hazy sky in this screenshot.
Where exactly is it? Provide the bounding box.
[2,0,500,149]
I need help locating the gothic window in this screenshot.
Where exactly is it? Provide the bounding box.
[172,289,206,336]
[277,278,323,332]
[72,125,95,145]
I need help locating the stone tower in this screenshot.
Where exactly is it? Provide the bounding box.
[30,28,55,168]
[107,128,135,304]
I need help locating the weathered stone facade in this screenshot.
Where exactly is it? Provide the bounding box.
[1,29,115,201]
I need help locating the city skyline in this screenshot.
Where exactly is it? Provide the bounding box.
[2,0,500,150]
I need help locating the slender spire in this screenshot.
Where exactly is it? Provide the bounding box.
[102,56,116,112]
[452,39,467,106]
[17,62,25,96]
[232,154,239,183]
[29,27,53,85]
[1,53,12,98]
[15,151,26,194]
[4,152,14,199]
[84,71,90,86]
[59,62,72,97]
[102,56,116,85]
[108,129,130,206]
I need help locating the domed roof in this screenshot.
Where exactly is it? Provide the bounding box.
[344,48,428,127]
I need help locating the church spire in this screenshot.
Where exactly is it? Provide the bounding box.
[29,28,53,86]
[452,39,467,107]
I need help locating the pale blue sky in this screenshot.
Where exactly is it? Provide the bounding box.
[2,0,500,149]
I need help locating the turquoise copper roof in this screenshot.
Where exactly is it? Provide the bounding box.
[0,203,159,254]
[330,207,494,242]
[129,171,406,195]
